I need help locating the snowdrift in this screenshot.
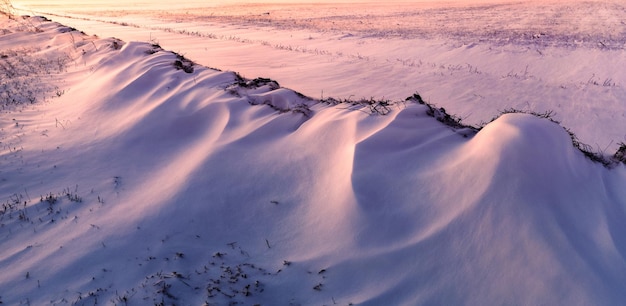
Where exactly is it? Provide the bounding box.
[1,15,626,305]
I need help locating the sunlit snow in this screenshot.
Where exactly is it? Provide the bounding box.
[1,1,626,305]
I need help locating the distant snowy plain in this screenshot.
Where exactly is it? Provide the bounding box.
[1,1,626,305]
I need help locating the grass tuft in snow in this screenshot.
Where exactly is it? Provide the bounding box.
[614,143,626,165]
[236,76,280,90]
[172,53,194,73]
[0,47,68,108]
[318,95,397,116]
[145,42,162,55]
[110,38,123,50]
[407,92,476,133]
[0,0,15,19]
[0,187,83,231]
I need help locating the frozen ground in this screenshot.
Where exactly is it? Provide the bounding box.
[1,1,626,305]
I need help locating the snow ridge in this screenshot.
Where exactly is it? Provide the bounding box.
[1,14,626,306]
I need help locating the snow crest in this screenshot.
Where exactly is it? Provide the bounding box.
[1,14,626,306]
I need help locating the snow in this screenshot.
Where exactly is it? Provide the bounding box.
[11,0,626,152]
[1,1,626,305]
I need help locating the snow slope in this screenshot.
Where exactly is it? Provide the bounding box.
[11,0,626,152]
[2,13,626,306]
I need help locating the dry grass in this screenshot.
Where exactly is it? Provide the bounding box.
[0,0,15,19]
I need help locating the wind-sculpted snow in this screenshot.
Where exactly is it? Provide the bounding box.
[347,113,626,304]
[1,14,626,305]
[12,0,626,152]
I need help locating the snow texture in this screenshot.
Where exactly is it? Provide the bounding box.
[1,2,626,305]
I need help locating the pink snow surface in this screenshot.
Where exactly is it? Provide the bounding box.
[1,1,626,304]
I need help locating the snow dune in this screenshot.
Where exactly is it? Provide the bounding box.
[12,0,626,152]
[1,14,626,305]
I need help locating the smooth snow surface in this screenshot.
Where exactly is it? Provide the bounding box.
[1,5,626,306]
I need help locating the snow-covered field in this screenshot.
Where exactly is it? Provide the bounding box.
[1,1,626,305]
[11,0,626,151]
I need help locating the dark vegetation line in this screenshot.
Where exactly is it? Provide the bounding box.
[406,93,626,167]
